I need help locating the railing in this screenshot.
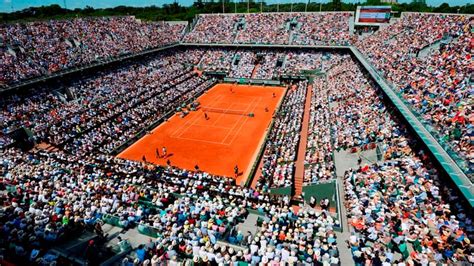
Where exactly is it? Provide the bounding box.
[180,42,350,50]
[350,46,474,208]
[269,186,293,196]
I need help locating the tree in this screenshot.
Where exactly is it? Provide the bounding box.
[366,0,382,5]
[193,0,204,9]
[433,3,455,13]
[332,0,342,11]
[0,1,472,24]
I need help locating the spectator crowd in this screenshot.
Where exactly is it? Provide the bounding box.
[327,55,397,151]
[321,55,474,265]
[184,12,352,46]
[1,17,185,85]
[1,12,473,266]
[1,49,212,156]
[293,12,352,46]
[257,81,307,190]
[1,146,342,265]
[304,77,335,185]
[356,13,473,179]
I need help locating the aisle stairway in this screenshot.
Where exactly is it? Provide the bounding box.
[293,84,312,197]
[36,142,60,152]
[250,63,260,79]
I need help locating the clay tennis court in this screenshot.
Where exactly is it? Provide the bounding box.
[118,83,286,185]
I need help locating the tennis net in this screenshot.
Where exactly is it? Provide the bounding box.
[201,107,250,116]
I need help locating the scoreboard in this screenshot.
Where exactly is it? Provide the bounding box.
[355,6,391,26]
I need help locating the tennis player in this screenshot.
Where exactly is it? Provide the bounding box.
[162,146,167,158]
[234,165,239,178]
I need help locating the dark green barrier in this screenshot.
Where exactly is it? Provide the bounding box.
[138,224,160,238]
[301,181,337,212]
[270,186,292,196]
[102,214,126,228]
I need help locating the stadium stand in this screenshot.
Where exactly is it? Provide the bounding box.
[0,11,473,266]
[184,14,242,44]
[356,13,473,179]
[229,51,256,78]
[1,146,340,264]
[0,17,185,86]
[1,50,201,152]
[257,80,308,189]
[235,13,294,45]
[280,51,328,76]
[252,52,284,80]
[328,55,398,151]
[184,12,353,45]
[304,77,336,185]
[199,48,234,73]
[293,12,353,45]
[334,55,474,265]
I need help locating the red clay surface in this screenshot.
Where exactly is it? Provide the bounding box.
[118,83,286,185]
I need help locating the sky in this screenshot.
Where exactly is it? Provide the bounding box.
[1,0,472,13]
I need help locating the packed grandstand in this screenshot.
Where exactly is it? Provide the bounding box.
[0,9,473,266]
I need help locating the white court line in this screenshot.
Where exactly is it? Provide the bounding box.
[170,94,224,138]
[219,99,256,144]
[175,97,256,146]
[210,102,252,126]
[172,90,260,145]
[170,115,202,138]
[173,123,238,146]
[174,136,231,145]
[170,116,201,138]
[224,97,262,146]
[210,102,238,126]
[220,97,258,144]
[207,93,254,126]
[191,124,234,130]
